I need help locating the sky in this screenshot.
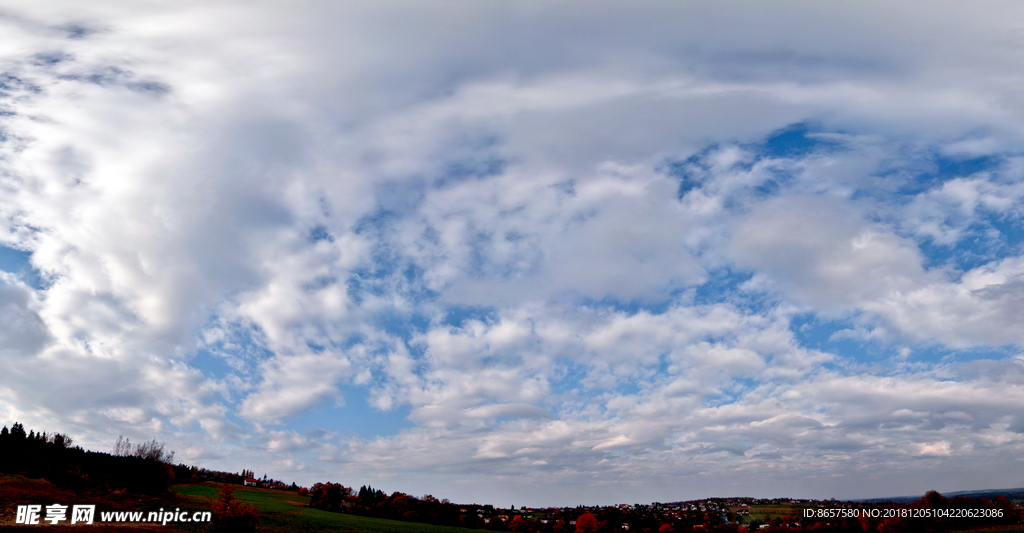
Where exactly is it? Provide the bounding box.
[1,0,1024,507]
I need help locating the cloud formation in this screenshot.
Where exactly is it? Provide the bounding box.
[1,0,1023,505]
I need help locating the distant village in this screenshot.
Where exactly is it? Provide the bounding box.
[282,476,1019,533]
[208,464,1021,532]
[1,421,1018,532]
[399,497,816,531]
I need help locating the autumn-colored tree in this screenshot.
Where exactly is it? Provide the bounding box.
[209,484,260,533]
[576,512,599,533]
[309,482,354,512]
[877,515,911,533]
[993,495,1019,524]
[418,494,441,522]
[858,511,880,532]
[387,492,421,521]
[919,490,948,509]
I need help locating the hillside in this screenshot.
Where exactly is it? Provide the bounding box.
[173,482,477,533]
[1,475,481,533]
[861,488,1024,505]
[0,473,173,532]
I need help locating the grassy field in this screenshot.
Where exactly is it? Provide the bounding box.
[0,476,475,533]
[726,503,805,524]
[172,482,476,533]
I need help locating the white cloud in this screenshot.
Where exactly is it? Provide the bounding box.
[730,195,938,310]
[240,351,353,424]
[0,274,49,354]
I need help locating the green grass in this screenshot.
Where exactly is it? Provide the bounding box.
[727,503,803,524]
[172,483,478,533]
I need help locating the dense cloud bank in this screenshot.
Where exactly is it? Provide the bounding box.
[1,1,1024,505]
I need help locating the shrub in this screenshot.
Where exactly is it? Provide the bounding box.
[209,484,260,533]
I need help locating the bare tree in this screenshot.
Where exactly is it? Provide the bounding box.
[112,435,175,463]
[135,438,174,463]
[113,435,133,456]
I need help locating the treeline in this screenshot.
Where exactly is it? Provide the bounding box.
[306,484,653,533]
[305,481,711,533]
[0,423,176,495]
[304,481,1024,533]
[309,482,492,527]
[0,422,297,497]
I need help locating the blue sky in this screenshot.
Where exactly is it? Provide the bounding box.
[1,0,1024,506]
